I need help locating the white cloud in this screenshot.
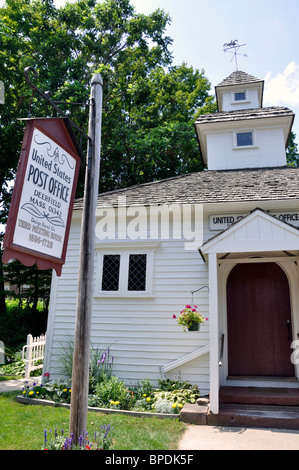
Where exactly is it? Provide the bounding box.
[264,62,299,107]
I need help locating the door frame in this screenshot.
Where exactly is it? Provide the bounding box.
[218,255,299,388]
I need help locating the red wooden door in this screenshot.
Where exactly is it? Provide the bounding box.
[227,262,294,377]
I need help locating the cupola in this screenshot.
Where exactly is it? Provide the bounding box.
[215,71,264,112]
[194,70,294,171]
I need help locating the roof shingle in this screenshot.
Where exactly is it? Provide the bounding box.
[194,106,294,125]
[216,71,262,87]
[73,167,299,210]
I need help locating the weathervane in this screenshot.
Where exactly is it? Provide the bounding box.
[223,40,247,71]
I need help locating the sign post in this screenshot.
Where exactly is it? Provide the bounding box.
[69,73,103,443]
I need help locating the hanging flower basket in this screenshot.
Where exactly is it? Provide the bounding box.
[172,305,207,333]
[188,321,200,332]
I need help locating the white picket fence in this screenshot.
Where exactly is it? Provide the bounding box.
[22,333,46,378]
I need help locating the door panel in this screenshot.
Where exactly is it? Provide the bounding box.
[227,262,294,377]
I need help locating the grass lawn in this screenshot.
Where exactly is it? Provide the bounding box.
[0,391,187,450]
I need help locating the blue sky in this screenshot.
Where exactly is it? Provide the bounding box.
[2,0,299,143]
[51,0,299,143]
[131,0,299,143]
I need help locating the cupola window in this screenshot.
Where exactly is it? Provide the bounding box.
[234,91,246,101]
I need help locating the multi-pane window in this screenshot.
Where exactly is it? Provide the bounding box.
[101,254,121,291]
[128,254,147,291]
[97,250,153,296]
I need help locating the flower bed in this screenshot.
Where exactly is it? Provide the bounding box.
[18,375,201,418]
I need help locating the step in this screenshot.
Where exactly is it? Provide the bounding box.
[208,403,299,430]
[219,386,299,406]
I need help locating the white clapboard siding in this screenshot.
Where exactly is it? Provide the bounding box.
[43,215,211,393]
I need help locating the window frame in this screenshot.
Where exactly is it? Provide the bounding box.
[233,129,257,149]
[95,248,154,297]
[231,89,249,105]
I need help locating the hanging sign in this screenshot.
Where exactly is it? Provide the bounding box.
[3,118,82,276]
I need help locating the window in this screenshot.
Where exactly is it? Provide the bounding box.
[128,254,147,291]
[236,131,253,147]
[96,249,154,297]
[101,254,121,291]
[234,91,246,101]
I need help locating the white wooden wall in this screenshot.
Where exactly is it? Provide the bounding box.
[44,212,211,394]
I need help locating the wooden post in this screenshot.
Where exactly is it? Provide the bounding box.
[69,74,103,442]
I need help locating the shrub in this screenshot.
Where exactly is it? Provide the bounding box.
[91,376,132,410]
[153,388,200,406]
[153,399,173,414]
[22,380,72,403]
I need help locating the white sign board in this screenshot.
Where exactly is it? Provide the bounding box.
[210,211,299,231]
[12,127,77,259]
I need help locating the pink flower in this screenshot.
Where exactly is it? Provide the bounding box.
[172,314,177,319]
[185,305,191,309]
[192,309,196,312]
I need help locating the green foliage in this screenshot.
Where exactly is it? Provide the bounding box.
[157,377,194,391]
[153,399,174,414]
[0,0,214,212]
[89,345,114,391]
[4,261,51,310]
[0,300,47,351]
[153,388,200,406]
[132,377,154,399]
[89,375,132,409]
[287,131,299,166]
[55,339,114,392]
[43,426,113,450]
[24,373,200,415]
[0,359,25,379]
[22,379,72,403]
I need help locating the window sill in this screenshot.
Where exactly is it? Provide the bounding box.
[232,145,258,150]
[94,292,154,298]
[231,100,250,105]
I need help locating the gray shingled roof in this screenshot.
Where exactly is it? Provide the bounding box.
[73,167,299,210]
[194,106,294,125]
[216,71,262,87]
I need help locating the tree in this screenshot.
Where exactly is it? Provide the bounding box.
[4,260,51,311]
[0,0,214,200]
[0,0,215,315]
[99,63,216,188]
[286,131,299,166]
[0,0,215,310]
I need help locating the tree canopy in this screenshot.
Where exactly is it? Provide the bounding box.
[0,0,215,215]
[0,0,216,314]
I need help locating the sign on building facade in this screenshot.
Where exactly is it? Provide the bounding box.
[210,211,299,231]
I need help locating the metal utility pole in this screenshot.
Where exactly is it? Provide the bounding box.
[69,73,103,443]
